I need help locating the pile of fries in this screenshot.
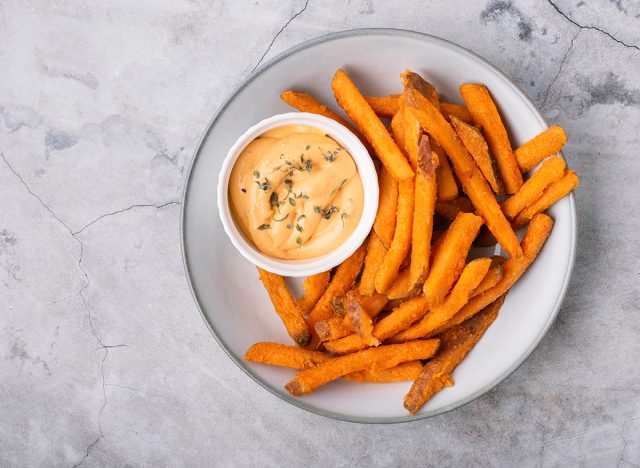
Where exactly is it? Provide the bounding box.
[244,68,578,414]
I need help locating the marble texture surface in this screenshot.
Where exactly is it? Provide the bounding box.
[0,0,638,466]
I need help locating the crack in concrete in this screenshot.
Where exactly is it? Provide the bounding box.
[73,201,180,235]
[250,0,310,73]
[541,30,580,107]
[547,0,640,51]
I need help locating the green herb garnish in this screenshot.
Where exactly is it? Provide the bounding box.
[273,213,289,222]
[252,170,260,179]
[330,178,348,195]
[257,224,270,231]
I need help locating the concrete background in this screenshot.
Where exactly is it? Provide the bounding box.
[1,0,638,466]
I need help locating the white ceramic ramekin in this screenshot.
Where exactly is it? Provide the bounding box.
[217,112,378,277]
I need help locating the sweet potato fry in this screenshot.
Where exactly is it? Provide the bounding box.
[402,70,439,108]
[385,268,412,300]
[373,166,399,249]
[315,316,353,342]
[450,115,503,194]
[502,156,566,219]
[435,196,474,221]
[246,342,422,383]
[459,83,523,193]
[403,300,500,414]
[297,271,332,314]
[347,291,379,346]
[280,90,354,133]
[359,292,390,318]
[286,339,440,395]
[515,125,567,173]
[257,268,311,347]
[470,256,505,297]
[332,69,414,181]
[306,244,367,344]
[406,89,522,257]
[390,258,492,342]
[440,102,473,123]
[364,94,401,118]
[512,170,579,228]
[427,213,554,337]
[375,179,415,294]
[431,138,459,201]
[409,136,439,290]
[360,233,387,296]
[422,212,484,308]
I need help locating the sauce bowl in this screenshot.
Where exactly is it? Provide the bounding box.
[217,112,378,277]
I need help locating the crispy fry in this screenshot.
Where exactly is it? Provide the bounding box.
[435,196,474,221]
[440,102,473,123]
[315,316,353,342]
[470,256,505,297]
[402,70,439,108]
[431,138,459,201]
[360,233,387,296]
[428,213,554,337]
[306,244,367,344]
[450,115,503,194]
[297,271,332,314]
[502,156,566,219]
[403,299,501,414]
[390,258,492,342]
[375,179,415,294]
[515,125,567,172]
[286,339,440,395]
[280,90,355,132]
[359,292,390,317]
[385,268,412,300]
[373,166,399,249]
[257,268,311,347]
[512,170,578,228]
[246,342,422,383]
[346,361,423,383]
[347,290,379,346]
[332,69,414,181]
[423,212,484,308]
[459,83,523,193]
[364,94,401,118]
[409,136,439,290]
[405,88,522,257]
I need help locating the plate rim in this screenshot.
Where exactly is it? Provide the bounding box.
[180,27,577,424]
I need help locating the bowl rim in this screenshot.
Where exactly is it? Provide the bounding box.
[216,112,378,277]
[180,28,577,424]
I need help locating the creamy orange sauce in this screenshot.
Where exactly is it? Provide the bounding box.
[229,124,364,260]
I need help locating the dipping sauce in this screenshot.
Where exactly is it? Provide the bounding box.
[229,124,364,260]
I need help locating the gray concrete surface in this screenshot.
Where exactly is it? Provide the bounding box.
[1,0,639,466]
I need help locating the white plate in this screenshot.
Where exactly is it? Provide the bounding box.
[181,29,576,423]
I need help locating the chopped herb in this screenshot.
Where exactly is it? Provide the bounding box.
[257,224,270,231]
[341,212,348,227]
[297,214,306,222]
[304,159,312,172]
[323,147,343,162]
[288,170,294,176]
[296,236,302,248]
[273,213,289,222]
[289,197,295,206]
[296,224,303,232]
[321,205,339,220]
[241,188,246,193]
[330,178,348,195]
[255,178,271,191]
[286,224,291,229]
[284,178,292,186]
[305,145,311,150]
[301,194,309,199]
[252,170,260,179]
[314,206,322,214]
[269,192,278,207]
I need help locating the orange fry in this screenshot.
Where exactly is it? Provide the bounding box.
[405,88,522,257]
[347,361,424,383]
[375,179,415,294]
[403,299,501,414]
[428,213,554,337]
[515,125,567,173]
[364,94,401,118]
[512,170,578,228]
[347,290,379,346]
[440,102,473,123]
[409,136,439,290]
[502,156,566,219]
[431,138,459,201]
[297,271,331,314]
[470,256,505,297]
[450,115,503,194]
[373,166,399,249]
[315,316,353,342]
[385,268,413,300]
[257,268,311,347]
[360,233,387,296]
[286,339,440,395]
[390,258,492,342]
[423,212,484,308]
[332,69,414,181]
[280,90,354,133]
[435,196,474,221]
[459,83,523,193]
